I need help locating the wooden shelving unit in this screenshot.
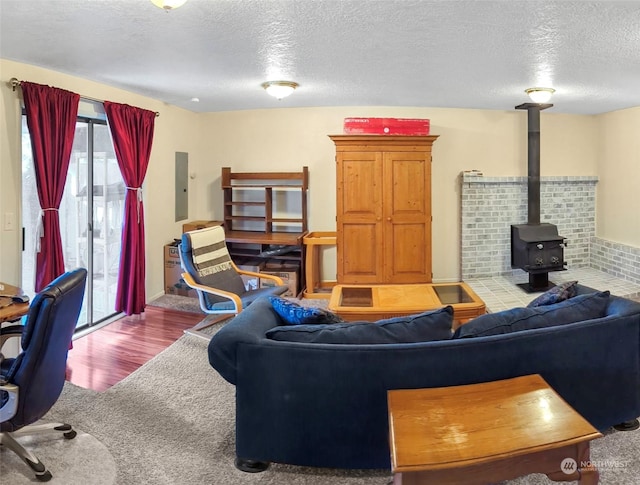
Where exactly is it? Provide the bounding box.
[221,167,309,295]
[222,167,308,233]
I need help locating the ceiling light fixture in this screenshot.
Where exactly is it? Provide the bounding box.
[262,81,299,100]
[150,0,188,11]
[525,87,556,104]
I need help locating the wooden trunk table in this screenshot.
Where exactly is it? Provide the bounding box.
[387,374,603,485]
[328,282,485,328]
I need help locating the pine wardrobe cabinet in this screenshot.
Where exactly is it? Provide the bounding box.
[329,135,439,284]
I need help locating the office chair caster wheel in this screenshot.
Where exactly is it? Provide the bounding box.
[36,470,52,482]
[54,423,77,439]
[29,459,51,482]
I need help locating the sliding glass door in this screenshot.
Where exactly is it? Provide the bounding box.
[22,116,123,330]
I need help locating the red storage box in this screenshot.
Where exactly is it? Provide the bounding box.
[343,117,430,135]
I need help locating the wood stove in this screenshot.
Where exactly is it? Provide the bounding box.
[511,102,566,292]
[511,223,566,290]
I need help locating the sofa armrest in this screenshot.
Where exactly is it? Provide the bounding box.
[605,294,640,317]
[575,284,640,317]
[208,297,282,384]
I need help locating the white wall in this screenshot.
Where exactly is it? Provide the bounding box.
[198,107,599,282]
[597,107,640,246]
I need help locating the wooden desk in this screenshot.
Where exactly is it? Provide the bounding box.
[0,282,29,323]
[387,375,603,485]
[328,282,485,328]
[224,230,306,246]
[224,230,308,297]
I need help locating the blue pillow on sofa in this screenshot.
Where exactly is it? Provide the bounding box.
[269,296,344,325]
[453,291,610,339]
[266,306,454,344]
[527,280,578,308]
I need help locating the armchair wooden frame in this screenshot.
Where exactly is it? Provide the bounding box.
[178,224,290,339]
[181,263,284,316]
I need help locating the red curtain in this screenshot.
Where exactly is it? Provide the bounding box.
[21,82,80,292]
[104,101,155,315]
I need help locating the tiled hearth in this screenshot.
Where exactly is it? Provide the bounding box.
[466,267,640,313]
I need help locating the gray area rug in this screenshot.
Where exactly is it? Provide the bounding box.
[147,293,204,314]
[43,327,390,484]
[18,311,638,484]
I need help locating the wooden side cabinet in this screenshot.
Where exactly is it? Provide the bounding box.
[329,135,438,284]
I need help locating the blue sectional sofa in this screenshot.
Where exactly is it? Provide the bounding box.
[207,285,640,471]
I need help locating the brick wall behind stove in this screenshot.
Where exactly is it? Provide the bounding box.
[460,174,598,279]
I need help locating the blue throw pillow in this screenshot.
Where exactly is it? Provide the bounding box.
[266,306,454,344]
[527,281,578,308]
[453,291,610,338]
[269,296,344,325]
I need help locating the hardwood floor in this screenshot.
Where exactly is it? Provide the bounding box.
[65,306,204,392]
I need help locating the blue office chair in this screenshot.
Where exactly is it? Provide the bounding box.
[0,268,87,482]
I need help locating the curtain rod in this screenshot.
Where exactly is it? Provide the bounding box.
[9,78,160,117]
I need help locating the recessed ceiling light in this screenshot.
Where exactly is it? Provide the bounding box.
[190,97,200,103]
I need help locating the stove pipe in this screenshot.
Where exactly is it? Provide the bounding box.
[515,102,553,224]
[511,102,566,292]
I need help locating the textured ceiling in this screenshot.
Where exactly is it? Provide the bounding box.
[1,0,639,114]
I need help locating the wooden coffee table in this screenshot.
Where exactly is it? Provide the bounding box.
[328,282,485,328]
[387,374,603,485]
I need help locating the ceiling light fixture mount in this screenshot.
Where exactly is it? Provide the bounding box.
[150,0,188,11]
[262,81,299,100]
[525,87,556,104]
